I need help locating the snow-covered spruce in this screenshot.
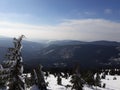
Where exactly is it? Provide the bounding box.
[0,35,26,90]
[31,65,47,90]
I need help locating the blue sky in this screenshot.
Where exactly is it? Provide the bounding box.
[0,0,120,41]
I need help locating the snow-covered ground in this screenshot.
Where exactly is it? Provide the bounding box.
[46,75,72,90]
[101,75,120,90]
[29,74,120,90]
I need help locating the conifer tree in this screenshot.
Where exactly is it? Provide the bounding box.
[31,69,38,85]
[103,83,106,88]
[84,71,95,87]
[5,35,26,90]
[31,65,47,90]
[0,64,7,89]
[94,73,101,89]
[36,64,47,90]
[57,73,62,85]
[45,71,49,79]
[101,72,106,79]
[71,65,83,90]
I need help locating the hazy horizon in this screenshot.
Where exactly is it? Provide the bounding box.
[1,35,120,44]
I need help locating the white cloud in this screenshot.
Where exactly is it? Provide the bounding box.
[104,9,112,14]
[0,19,120,41]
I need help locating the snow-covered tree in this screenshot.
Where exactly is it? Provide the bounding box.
[84,71,95,87]
[36,64,47,90]
[57,73,62,85]
[0,64,8,88]
[94,73,101,89]
[31,65,47,90]
[4,35,26,90]
[31,69,38,85]
[71,66,83,90]
[103,83,106,88]
[101,72,106,79]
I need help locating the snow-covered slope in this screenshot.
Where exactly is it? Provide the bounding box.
[46,75,72,90]
[29,74,120,90]
[101,75,120,90]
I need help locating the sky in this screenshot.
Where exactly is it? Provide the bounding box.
[0,0,120,41]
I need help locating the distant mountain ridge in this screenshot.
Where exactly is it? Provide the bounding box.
[48,40,120,46]
[1,37,120,70]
